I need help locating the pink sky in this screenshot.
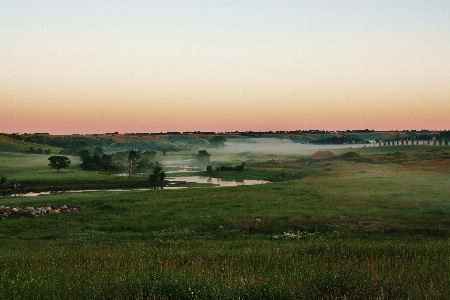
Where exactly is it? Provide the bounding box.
[1,1,449,134]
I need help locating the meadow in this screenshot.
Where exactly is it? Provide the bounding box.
[1,138,450,299]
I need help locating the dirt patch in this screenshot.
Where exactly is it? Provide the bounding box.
[309,151,335,160]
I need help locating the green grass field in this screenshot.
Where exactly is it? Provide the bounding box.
[1,144,450,299]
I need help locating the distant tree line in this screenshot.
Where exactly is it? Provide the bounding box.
[78,149,118,171]
[25,147,51,155]
[206,163,245,174]
[379,135,449,146]
[5,133,219,154]
[208,136,227,149]
[310,136,370,145]
[439,131,450,140]
[77,147,159,173]
[216,164,245,172]
[8,134,107,154]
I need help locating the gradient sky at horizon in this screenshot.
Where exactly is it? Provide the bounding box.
[1,0,449,134]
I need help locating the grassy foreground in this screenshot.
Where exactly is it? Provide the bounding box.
[1,146,450,299]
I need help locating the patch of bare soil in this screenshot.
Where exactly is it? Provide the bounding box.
[309,151,335,160]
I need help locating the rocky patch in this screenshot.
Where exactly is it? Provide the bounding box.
[1,204,82,220]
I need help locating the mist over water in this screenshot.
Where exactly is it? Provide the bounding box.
[218,138,369,155]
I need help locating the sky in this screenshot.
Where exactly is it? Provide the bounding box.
[1,0,449,134]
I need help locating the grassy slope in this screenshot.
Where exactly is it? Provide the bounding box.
[2,146,449,236]
[0,134,62,153]
[2,159,449,239]
[1,143,450,299]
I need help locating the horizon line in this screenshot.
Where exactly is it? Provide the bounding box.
[3,128,449,136]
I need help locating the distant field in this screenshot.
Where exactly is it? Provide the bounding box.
[1,136,450,299]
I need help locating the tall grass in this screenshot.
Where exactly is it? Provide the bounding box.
[1,240,449,299]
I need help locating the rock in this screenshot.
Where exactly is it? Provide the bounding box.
[0,204,80,219]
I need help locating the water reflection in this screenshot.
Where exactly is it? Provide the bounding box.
[10,177,269,197]
[11,191,51,197]
[167,176,269,187]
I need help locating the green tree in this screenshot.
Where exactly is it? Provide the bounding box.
[143,150,157,158]
[48,156,71,172]
[134,150,156,170]
[113,151,128,166]
[136,158,150,170]
[148,166,166,189]
[101,154,115,171]
[440,130,450,140]
[78,150,94,170]
[208,136,227,149]
[206,165,213,177]
[196,150,211,163]
[94,146,104,156]
[92,154,103,170]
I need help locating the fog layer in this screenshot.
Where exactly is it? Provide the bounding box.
[217,138,368,155]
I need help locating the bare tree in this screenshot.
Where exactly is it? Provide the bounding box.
[127,150,140,178]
